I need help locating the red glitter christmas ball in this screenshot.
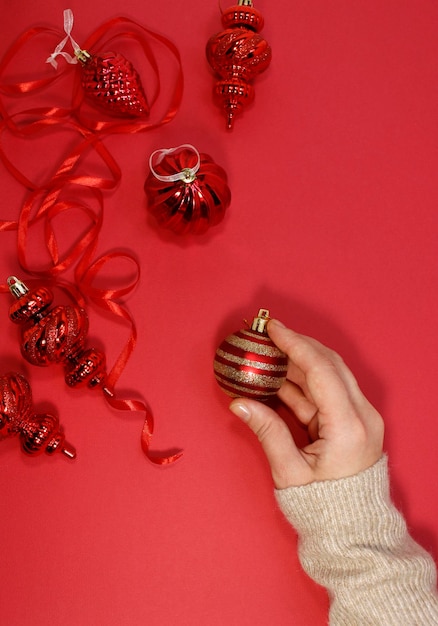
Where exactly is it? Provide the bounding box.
[214,309,287,400]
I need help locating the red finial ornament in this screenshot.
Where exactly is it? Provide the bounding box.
[206,0,272,129]
[144,144,231,235]
[7,275,182,464]
[46,9,149,118]
[0,371,76,459]
[7,276,106,390]
[214,309,287,400]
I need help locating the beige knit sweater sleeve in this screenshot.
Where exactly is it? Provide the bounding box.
[275,456,438,625]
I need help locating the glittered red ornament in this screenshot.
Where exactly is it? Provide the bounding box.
[46,9,150,119]
[214,309,287,400]
[206,0,272,128]
[75,48,149,118]
[144,144,231,235]
[7,276,106,390]
[0,371,76,458]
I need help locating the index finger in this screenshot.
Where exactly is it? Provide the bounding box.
[267,320,362,417]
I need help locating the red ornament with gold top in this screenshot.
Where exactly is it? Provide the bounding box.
[0,371,76,459]
[206,0,272,129]
[213,309,287,400]
[46,9,150,119]
[7,276,106,390]
[75,48,150,118]
[145,144,231,235]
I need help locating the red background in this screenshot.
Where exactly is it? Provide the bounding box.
[1,1,437,624]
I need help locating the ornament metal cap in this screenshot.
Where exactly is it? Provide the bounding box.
[250,308,271,333]
[74,48,92,65]
[7,276,29,299]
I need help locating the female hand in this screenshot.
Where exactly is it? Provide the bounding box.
[229,320,384,489]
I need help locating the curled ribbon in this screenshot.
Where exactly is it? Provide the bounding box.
[0,116,120,275]
[75,252,183,464]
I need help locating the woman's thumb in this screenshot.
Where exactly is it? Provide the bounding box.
[229,399,300,488]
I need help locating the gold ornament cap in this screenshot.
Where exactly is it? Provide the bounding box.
[74,48,92,64]
[7,276,29,299]
[250,308,271,333]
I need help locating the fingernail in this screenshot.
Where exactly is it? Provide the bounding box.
[229,402,251,422]
[269,318,286,329]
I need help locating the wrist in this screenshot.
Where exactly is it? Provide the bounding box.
[275,455,390,536]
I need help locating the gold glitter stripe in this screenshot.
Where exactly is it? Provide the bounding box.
[225,334,282,357]
[213,362,285,388]
[214,375,278,397]
[215,349,287,372]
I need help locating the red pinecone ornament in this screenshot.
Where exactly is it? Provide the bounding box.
[206,0,272,128]
[145,144,231,235]
[213,309,288,400]
[0,372,76,458]
[76,49,150,118]
[7,276,106,390]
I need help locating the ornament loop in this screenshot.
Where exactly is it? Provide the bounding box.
[46,9,82,69]
[148,144,201,183]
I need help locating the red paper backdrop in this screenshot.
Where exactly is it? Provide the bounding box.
[1,1,437,624]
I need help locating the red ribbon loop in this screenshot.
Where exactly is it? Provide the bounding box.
[0,25,73,98]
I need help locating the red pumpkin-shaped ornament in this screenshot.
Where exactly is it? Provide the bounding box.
[206,0,272,128]
[144,144,231,235]
[214,309,288,400]
[7,276,107,390]
[0,372,76,458]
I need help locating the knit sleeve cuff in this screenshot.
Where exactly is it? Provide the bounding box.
[275,455,438,625]
[274,455,393,538]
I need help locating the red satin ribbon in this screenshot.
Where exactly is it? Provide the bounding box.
[0,110,122,192]
[0,26,73,97]
[76,252,182,465]
[0,14,184,464]
[0,116,120,275]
